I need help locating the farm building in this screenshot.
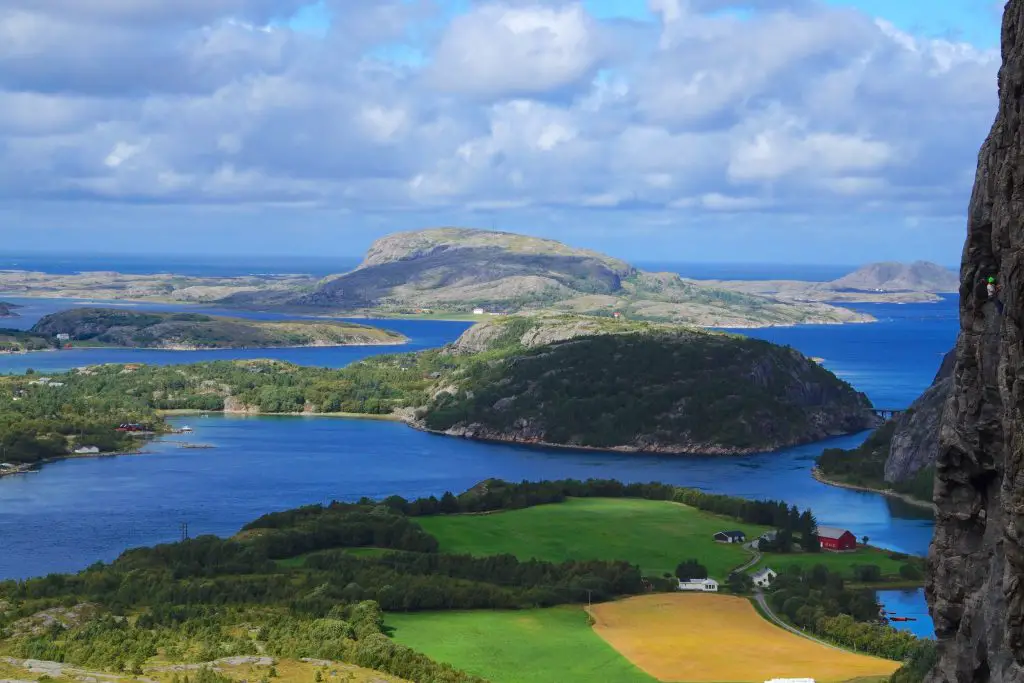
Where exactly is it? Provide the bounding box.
[678,578,719,592]
[752,567,777,588]
[472,307,485,315]
[817,526,857,552]
[752,530,778,550]
[713,530,746,543]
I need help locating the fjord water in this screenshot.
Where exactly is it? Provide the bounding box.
[0,286,957,638]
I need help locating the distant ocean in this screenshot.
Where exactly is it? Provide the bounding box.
[0,253,951,282]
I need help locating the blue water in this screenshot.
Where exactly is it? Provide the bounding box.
[0,284,958,639]
[0,253,360,277]
[0,297,472,374]
[878,589,936,639]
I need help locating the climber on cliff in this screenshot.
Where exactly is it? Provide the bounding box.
[986,276,1004,314]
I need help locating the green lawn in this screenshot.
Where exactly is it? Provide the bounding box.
[761,545,920,580]
[414,498,769,578]
[385,607,656,683]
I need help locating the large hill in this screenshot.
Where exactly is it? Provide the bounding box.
[246,227,872,327]
[830,261,959,292]
[29,308,406,349]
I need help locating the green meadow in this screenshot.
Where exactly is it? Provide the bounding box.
[415,497,768,578]
[385,607,656,683]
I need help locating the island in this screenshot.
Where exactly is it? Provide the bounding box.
[0,314,879,469]
[0,478,931,683]
[0,301,19,318]
[0,228,876,328]
[814,349,952,507]
[26,308,407,350]
[691,260,959,304]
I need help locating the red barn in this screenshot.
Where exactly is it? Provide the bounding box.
[817,526,857,552]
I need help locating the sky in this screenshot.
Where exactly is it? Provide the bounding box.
[0,0,1002,264]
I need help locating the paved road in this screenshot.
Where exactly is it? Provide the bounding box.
[734,541,762,573]
[753,590,846,652]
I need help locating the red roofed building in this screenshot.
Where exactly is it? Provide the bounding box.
[817,526,857,552]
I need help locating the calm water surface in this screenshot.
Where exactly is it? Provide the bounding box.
[0,294,959,638]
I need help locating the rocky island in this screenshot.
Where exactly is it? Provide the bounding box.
[0,301,19,318]
[693,261,959,304]
[248,227,874,328]
[27,308,407,349]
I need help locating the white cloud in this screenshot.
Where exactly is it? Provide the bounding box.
[0,0,1000,235]
[428,3,606,97]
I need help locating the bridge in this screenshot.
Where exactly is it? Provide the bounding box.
[873,408,905,420]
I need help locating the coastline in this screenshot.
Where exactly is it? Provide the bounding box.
[0,292,881,330]
[811,467,935,512]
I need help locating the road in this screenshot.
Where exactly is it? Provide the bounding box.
[734,541,762,573]
[752,590,846,652]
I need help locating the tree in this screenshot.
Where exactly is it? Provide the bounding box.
[899,563,923,581]
[727,572,753,594]
[861,535,870,546]
[674,559,708,582]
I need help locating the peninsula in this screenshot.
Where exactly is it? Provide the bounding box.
[0,301,18,318]
[27,308,407,350]
[692,260,959,304]
[814,349,952,507]
[2,314,878,465]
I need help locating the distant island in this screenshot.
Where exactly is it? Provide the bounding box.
[0,301,19,318]
[0,228,875,329]
[0,314,879,466]
[690,260,959,304]
[19,308,408,351]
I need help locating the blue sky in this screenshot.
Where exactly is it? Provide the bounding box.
[0,0,1001,264]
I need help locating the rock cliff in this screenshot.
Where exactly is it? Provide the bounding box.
[926,2,1024,680]
[884,350,955,484]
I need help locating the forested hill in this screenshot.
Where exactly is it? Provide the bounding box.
[30,308,406,349]
[3,315,877,459]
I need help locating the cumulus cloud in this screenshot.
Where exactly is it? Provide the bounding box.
[0,0,1000,230]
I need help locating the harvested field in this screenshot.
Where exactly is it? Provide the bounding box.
[589,593,901,683]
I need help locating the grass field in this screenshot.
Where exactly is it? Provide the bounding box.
[415,498,769,578]
[762,545,916,579]
[590,594,901,682]
[386,607,656,683]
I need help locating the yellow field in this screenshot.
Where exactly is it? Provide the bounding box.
[589,594,901,683]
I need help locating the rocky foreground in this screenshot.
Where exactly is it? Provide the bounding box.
[925,1,1024,680]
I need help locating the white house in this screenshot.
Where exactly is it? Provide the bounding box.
[56,333,71,342]
[678,578,719,592]
[472,307,485,315]
[752,567,778,588]
[74,446,100,455]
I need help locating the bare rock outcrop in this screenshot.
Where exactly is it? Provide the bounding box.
[926,3,1024,680]
[884,350,955,484]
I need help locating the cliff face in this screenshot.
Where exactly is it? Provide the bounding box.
[926,3,1024,681]
[885,350,955,484]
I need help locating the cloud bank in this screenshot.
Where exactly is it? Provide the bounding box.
[0,0,1000,256]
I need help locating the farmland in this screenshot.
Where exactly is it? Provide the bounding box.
[415,498,770,578]
[590,594,901,682]
[386,607,656,683]
[416,497,921,582]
